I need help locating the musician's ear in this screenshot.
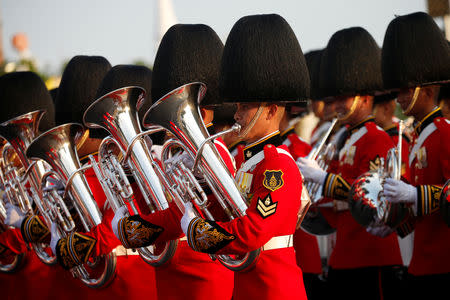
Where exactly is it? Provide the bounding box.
[266,104,282,120]
[200,107,206,120]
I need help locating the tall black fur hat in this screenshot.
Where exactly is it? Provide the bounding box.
[305,50,323,100]
[54,55,111,137]
[382,12,450,90]
[0,71,55,131]
[220,14,309,104]
[49,87,58,105]
[319,27,383,99]
[151,24,223,107]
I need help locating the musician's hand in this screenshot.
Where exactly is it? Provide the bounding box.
[5,202,26,228]
[181,202,197,236]
[111,206,128,240]
[383,178,417,204]
[49,222,61,255]
[366,220,394,238]
[297,157,327,184]
[43,178,65,197]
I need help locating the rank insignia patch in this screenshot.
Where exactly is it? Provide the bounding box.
[369,155,382,171]
[263,170,284,191]
[257,194,278,218]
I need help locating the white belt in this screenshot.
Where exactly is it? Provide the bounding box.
[113,245,140,256]
[262,234,293,251]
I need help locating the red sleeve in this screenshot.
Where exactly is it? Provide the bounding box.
[0,228,28,254]
[139,201,184,242]
[187,146,302,254]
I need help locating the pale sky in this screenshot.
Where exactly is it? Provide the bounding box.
[1,0,430,75]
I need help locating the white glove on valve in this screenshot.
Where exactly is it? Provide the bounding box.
[181,202,197,236]
[5,202,26,228]
[366,220,394,238]
[50,222,61,255]
[111,206,129,240]
[297,157,327,184]
[383,178,417,205]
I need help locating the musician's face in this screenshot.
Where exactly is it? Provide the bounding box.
[397,88,416,115]
[234,103,270,143]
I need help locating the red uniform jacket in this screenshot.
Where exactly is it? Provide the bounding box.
[407,108,450,276]
[186,131,307,300]
[320,118,403,269]
[281,127,323,275]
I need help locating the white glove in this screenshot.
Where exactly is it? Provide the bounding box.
[180,202,197,236]
[43,177,65,197]
[166,151,194,170]
[111,206,129,240]
[297,157,327,184]
[5,202,26,228]
[50,222,61,255]
[383,178,417,204]
[366,221,394,238]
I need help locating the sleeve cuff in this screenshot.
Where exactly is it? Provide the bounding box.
[20,215,50,243]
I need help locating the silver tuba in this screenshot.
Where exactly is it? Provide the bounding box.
[83,86,178,266]
[26,123,116,288]
[0,110,57,265]
[0,139,27,273]
[349,120,410,228]
[143,82,260,272]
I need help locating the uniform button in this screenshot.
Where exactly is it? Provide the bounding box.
[415,163,418,168]
[437,119,440,122]
[415,176,418,181]
[267,145,272,148]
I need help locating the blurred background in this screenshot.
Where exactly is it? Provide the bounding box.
[0,0,448,90]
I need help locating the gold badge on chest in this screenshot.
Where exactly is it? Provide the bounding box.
[343,146,356,166]
[236,171,253,197]
[263,170,284,192]
[416,147,428,169]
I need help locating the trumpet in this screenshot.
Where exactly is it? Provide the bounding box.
[83,86,178,267]
[143,82,260,272]
[349,120,410,228]
[26,123,116,288]
[300,118,339,236]
[0,110,57,265]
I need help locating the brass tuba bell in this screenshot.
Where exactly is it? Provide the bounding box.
[26,123,116,288]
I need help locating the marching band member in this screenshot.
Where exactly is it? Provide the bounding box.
[298,27,403,299]
[0,71,83,299]
[180,14,310,299]
[50,57,158,299]
[380,12,450,298]
[110,24,235,300]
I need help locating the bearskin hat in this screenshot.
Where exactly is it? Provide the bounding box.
[319,27,383,99]
[54,55,111,138]
[49,87,58,105]
[151,24,223,107]
[382,12,450,90]
[305,50,323,100]
[220,14,310,103]
[0,71,55,131]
